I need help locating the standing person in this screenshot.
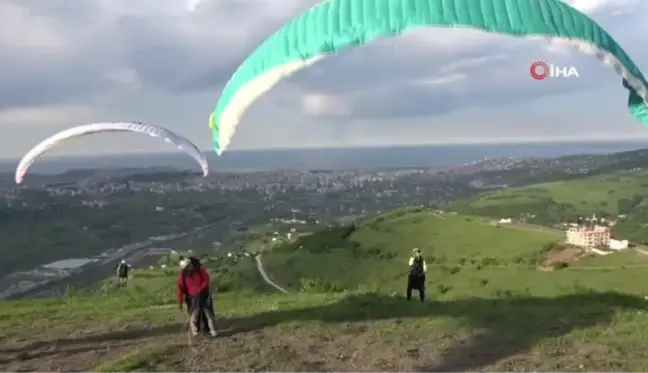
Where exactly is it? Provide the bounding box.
[407,248,427,302]
[177,256,217,337]
[116,260,131,287]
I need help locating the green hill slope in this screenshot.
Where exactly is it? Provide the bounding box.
[5,207,648,371]
[451,170,648,216]
[448,170,648,242]
[261,207,564,293]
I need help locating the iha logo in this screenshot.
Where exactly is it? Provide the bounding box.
[530,60,579,80]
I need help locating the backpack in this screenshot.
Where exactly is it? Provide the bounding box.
[410,256,424,277]
[117,263,128,276]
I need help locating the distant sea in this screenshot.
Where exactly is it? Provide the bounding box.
[2,141,647,175]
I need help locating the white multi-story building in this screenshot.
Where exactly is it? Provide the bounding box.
[566,226,611,248]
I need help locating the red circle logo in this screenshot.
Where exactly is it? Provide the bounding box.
[530,61,549,80]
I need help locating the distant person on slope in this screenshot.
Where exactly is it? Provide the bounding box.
[407,248,427,302]
[116,260,131,286]
[177,256,217,337]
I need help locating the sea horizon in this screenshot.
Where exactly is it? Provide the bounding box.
[4,139,648,175]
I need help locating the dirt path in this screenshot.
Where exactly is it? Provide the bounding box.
[470,219,561,234]
[0,323,185,372]
[634,247,648,257]
[255,254,289,293]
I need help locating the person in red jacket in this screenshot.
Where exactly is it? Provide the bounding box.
[177,256,217,337]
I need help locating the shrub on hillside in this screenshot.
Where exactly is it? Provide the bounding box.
[215,282,233,292]
[274,225,358,253]
[618,195,644,214]
[379,252,398,260]
[552,261,569,270]
[373,217,386,224]
[299,278,346,293]
[367,206,427,230]
[437,284,452,294]
[494,289,515,298]
[366,246,382,257]
[372,225,393,233]
[540,241,563,253]
[480,257,499,266]
[132,272,158,279]
[385,206,424,220]
[451,197,580,226]
[350,244,399,259]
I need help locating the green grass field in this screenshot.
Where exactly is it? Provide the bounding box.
[261,210,564,292]
[4,206,648,371]
[454,170,648,215]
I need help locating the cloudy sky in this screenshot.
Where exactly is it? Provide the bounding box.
[1,0,647,158]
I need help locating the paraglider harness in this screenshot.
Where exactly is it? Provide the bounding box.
[180,257,213,333]
[409,256,425,278]
[117,262,129,278]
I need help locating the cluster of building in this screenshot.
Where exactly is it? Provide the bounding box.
[565,225,629,250]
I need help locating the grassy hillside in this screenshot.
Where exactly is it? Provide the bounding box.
[449,170,648,243]
[5,279,648,372]
[261,206,648,297]
[451,170,648,215]
[5,207,648,371]
[261,208,563,293]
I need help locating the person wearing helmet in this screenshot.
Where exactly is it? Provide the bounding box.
[116,260,131,286]
[177,256,217,337]
[407,248,427,302]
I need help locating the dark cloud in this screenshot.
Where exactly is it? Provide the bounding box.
[0,0,315,110]
[0,54,118,111]
[105,16,235,92]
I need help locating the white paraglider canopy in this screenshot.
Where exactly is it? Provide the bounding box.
[15,121,209,184]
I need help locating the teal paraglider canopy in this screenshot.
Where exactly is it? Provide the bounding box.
[208,0,648,154]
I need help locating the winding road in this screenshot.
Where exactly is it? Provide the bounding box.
[255,254,289,293]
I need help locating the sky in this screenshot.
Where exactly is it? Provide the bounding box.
[1,0,647,158]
